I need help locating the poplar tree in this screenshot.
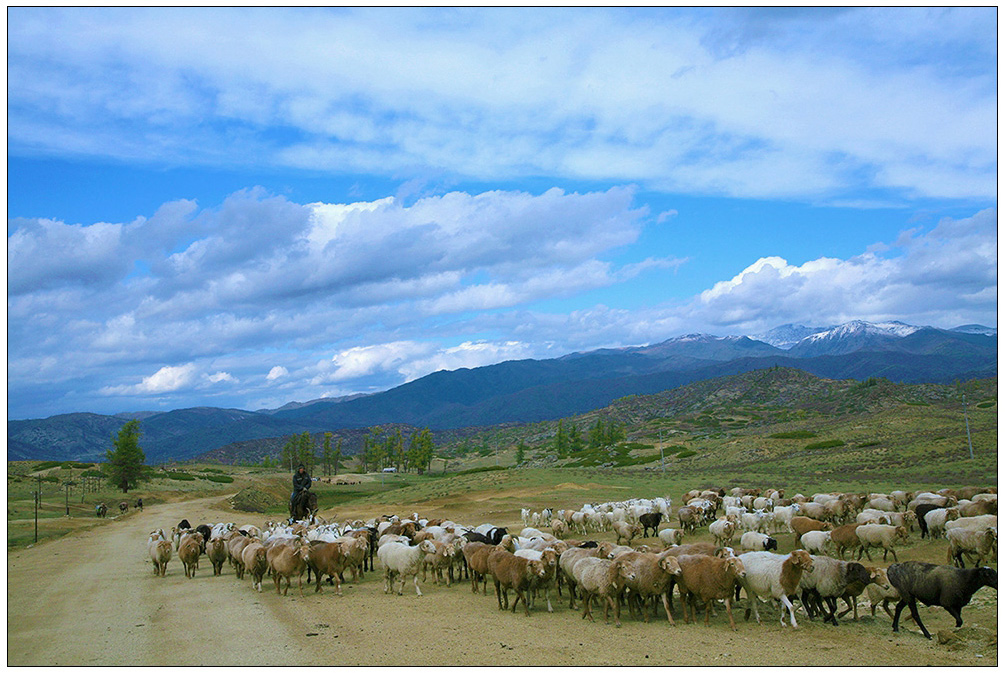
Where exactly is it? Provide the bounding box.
[105,420,146,493]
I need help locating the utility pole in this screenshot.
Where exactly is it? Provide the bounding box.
[963,393,975,459]
[659,429,665,473]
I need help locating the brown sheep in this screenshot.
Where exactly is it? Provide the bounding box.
[206,537,228,576]
[618,550,682,624]
[241,542,269,592]
[489,550,548,616]
[960,499,997,517]
[307,541,349,595]
[829,523,864,560]
[462,541,496,595]
[791,516,832,546]
[676,554,746,630]
[268,538,311,597]
[178,532,203,579]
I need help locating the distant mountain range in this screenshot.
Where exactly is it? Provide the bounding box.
[8,321,996,463]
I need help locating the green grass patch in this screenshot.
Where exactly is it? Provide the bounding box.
[675,450,697,459]
[165,472,197,481]
[769,430,818,439]
[857,441,882,448]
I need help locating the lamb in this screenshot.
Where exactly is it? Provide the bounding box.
[855,524,909,562]
[488,550,548,616]
[657,528,685,547]
[800,530,832,556]
[148,538,172,577]
[737,550,814,628]
[178,532,203,579]
[613,521,642,546]
[709,518,737,547]
[267,538,311,597]
[676,554,745,630]
[377,539,438,596]
[739,531,777,552]
[864,566,907,621]
[514,547,559,612]
[924,507,960,539]
[946,527,997,568]
[241,542,269,592]
[550,519,569,539]
[206,537,228,576]
[617,551,682,624]
[572,556,634,627]
[887,561,998,639]
[422,540,457,587]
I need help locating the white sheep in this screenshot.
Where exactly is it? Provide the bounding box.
[946,527,997,568]
[945,514,997,533]
[855,524,909,562]
[737,550,814,628]
[739,531,778,552]
[709,518,737,546]
[924,507,960,539]
[378,539,438,596]
[800,530,832,556]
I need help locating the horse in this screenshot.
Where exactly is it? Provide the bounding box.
[290,490,318,522]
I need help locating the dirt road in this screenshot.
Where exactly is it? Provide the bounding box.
[7,495,997,666]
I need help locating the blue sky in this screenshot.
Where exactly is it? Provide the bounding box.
[7,7,998,420]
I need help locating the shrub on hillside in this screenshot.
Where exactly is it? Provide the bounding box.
[805,439,845,450]
[769,430,818,439]
[165,471,196,481]
[204,474,234,483]
[675,450,697,459]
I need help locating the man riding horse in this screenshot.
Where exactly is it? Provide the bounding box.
[290,464,316,521]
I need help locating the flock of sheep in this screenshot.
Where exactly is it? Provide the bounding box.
[145,484,997,642]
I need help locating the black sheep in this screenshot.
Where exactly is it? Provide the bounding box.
[639,512,663,538]
[888,561,997,639]
[195,524,213,553]
[487,526,508,545]
[463,531,494,545]
[913,504,944,539]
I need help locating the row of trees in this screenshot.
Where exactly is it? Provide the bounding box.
[553,418,625,457]
[359,427,436,474]
[275,426,437,475]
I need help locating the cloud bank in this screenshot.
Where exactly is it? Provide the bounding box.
[7,186,996,418]
[8,7,996,202]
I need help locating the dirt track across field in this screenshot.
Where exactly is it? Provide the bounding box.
[7,494,997,666]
